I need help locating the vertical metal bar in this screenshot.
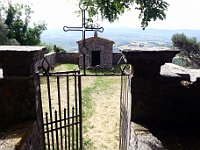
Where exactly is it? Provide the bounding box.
[74,74,79,150]
[72,107,75,150]
[45,112,50,150]
[66,76,71,149]
[83,8,86,76]
[55,111,59,150]
[36,73,45,150]
[57,76,63,149]
[78,74,83,149]
[83,53,86,75]
[46,75,55,150]
[64,108,67,149]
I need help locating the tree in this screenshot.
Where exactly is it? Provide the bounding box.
[0,20,19,45]
[172,33,200,68]
[0,1,46,45]
[79,0,169,29]
[0,0,18,44]
[0,20,10,44]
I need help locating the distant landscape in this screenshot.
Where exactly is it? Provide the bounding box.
[41,27,200,53]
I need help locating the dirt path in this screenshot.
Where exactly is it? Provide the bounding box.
[84,76,121,150]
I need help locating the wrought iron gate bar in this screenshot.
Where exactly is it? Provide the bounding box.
[56,76,64,150]
[46,75,55,150]
[45,112,50,150]
[66,75,71,149]
[54,110,59,150]
[74,75,79,150]
[44,122,80,133]
[64,108,67,149]
[38,69,83,150]
[43,116,80,126]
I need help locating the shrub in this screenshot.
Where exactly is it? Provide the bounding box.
[172,33,200,68]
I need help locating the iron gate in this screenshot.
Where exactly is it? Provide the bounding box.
[38,70,83,150]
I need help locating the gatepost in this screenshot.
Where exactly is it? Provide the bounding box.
[0,46,45,150]
[122,47,180,149]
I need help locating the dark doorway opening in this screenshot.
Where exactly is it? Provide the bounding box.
[92,51,100,67]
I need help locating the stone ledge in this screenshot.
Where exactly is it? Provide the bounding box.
[0,122,34,150]
[161,63,200,82]
[129,122,165,150]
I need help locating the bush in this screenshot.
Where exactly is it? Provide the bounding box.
[171,33,200,68]
[53,45,66,53]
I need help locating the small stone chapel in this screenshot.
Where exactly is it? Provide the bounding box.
[77,32,114,69]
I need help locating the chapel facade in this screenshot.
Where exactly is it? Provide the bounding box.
[77,32,114,69]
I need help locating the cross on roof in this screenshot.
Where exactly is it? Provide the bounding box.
[63,2,104,75]
[63,2,104,45]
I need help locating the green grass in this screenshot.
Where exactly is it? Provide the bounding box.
[82,75,120,149]
[52,63,126,76]
[82,76,114,118]
[53,63,79,72]
[85,64,122,75]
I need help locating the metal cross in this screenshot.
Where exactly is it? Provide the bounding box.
[63,2,104,75]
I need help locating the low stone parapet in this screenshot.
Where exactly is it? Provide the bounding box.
[0,122,41,150]
[129,122,165,150]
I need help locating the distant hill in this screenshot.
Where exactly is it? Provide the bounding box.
[41,27,200,53]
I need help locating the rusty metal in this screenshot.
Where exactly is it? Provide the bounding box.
[63,2,104,75]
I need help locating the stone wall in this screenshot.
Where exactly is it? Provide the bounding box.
[131,71,200,128]
[113,52,125,65]
[0,121,42,150]
[57,52,79,64]
[37,52,124,70]
[0,46,45,150]
[0,77,36,127]
[122,48,200,149]
[19,122,43,150]
[129,122,165,150]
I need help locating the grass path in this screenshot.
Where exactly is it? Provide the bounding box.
[83,76,121,150]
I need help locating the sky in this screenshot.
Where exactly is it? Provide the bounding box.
[9,0,200,30]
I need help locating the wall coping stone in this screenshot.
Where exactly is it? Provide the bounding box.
[122,47,179,64]
[0,46,46,76]
[0,46,46,52]
[44,51,56,56]
[161,63,200,82]
[122,47,180,77]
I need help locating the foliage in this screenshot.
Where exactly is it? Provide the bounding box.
[79,0,169,29]
[40,42,54,53]
[172,33,200,68]
[0,1,46,45]
[0,20,18,45]
[53,45,66,53]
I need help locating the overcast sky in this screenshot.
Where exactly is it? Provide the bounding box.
[10,0,200,30]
